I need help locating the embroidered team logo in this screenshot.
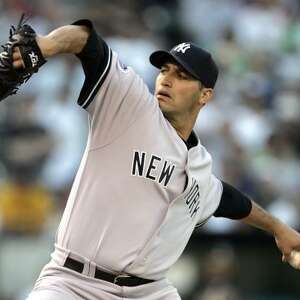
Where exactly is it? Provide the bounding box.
[173,43,191,54]
[29,51,39,68]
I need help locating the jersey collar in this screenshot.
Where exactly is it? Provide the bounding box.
[182,131,199,150]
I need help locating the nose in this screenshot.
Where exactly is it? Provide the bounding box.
[160,72,172,87]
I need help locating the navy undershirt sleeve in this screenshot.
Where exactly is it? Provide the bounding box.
[72,19,112,108]
[214,181,252,219]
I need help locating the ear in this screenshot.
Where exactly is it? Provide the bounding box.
[199,88,213,106]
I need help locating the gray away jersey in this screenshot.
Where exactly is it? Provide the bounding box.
[54,21,223,280]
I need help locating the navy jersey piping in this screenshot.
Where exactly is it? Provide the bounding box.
[81,48,112,109]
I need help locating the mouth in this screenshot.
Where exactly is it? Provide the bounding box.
[156,90,172,101]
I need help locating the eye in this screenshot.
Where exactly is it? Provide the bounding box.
[178,72,188,79]
[160,66,168,73]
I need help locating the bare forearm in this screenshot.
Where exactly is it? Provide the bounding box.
[242,200,284,235]
[37,25,90,58]
[242,199,300,268]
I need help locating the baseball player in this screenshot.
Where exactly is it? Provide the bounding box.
[5,18,300,300]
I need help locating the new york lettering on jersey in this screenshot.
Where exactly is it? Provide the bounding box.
[131,151,176,187]
[184,178,200,218]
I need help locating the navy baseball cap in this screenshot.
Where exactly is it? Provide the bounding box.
[149,42,218,88]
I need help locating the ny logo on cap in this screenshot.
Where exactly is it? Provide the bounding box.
[173,43,191,54]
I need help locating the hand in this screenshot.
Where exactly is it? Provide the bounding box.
[12,35,48,69]
[12,47,25,69]
[0,14,47,101]
[274,222,300,268]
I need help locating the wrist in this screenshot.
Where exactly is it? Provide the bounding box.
[36,35,56,58]
[270,218,287,237]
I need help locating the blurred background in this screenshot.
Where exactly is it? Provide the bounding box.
[0,0,299,299]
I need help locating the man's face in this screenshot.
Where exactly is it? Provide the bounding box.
[155,62,203,120]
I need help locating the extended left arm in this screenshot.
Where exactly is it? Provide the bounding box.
[215,181,300,268]
[242,201,300,264]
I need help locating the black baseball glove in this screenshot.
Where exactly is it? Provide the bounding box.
[0,14,47,101]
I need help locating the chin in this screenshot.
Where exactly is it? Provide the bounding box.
[159,107,173,121]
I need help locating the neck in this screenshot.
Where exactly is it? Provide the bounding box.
[167,113,197,141]
[176,127,192,141]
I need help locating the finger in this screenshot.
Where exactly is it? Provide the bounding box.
[12,46,21,54]
[13,51,21,61]
[13,59,25,69]
[282,252,291,263]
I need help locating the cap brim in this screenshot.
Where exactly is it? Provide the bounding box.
[149,50,175,68]
[149,50,199,81]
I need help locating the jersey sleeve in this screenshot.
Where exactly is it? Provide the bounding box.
[72,20,155,148]
[196,174,223,226]
[72,19,111,109]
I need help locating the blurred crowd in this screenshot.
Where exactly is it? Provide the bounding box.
[0,0,299,299]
